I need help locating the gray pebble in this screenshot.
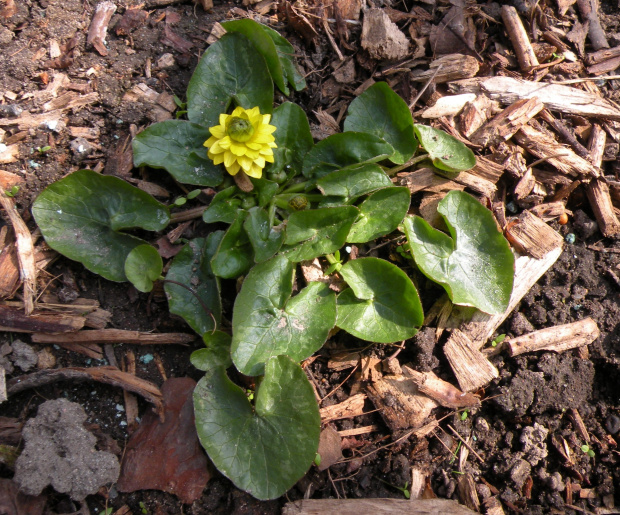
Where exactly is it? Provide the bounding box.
[605,414,620,435]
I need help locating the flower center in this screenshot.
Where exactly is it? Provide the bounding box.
[227,116,255,142]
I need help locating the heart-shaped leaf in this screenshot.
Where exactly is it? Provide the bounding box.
[244,207,283,262]
[231,255,336,376]
[125,244,162,293]
[165,234,223,336]
[413,124,476,173]
[261,25,306,93]
[347,187,411,243]
[133,120,223,187]
[336,257,423,343]
[283,206,359,262]
[32,170,170,282]
[194,355,320,500]
[191,331,232,371]
[211,212,253,279]
[316,163,393,201]
[267,102,313,176]
[302,132,394,180]
[202,187,241,224]
[403,190,514,314]
[344,82,417,164]
[187,32,273,126]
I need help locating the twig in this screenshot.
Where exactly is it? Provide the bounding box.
[408,65,442,109]
[446,424,485,462]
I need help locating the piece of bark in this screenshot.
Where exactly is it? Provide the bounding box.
[410,54,479,84]
[7,366,164,418]
[457,473,480,512]
[282,498,478,515]
[587,56,620,75]
[337,425,378,437]
[0,144,18,164]
[501,6,539,72]
[514,125,599,178]
[87,1,117,56]
[320,393,366,423]
[484,496,506,515]
[529,201,567,222]
[366,374,438,431]
[586,45,620,66]
[576,0,609,51]
[470,97,544,148]
[361,9,409,61]
[300,258,344,292]
[422,94,476,119]
[316,426,343,471]
[31,329,196,345]
[449,76,620,121]
[327,351,360,371]
[454,247,563,348]
[568,408,590,443]
[402,366,480,409]
[43,92,99,112]
[513,168,536,200]
[538,109,590,160]
[0,368,6,403]
[53,341,103,360]
[459,95,499,137]
[505,210,565,259]
[0,304,84,333]
[444,330,499,392]
[507,317,600,356]
[116,378,210,503]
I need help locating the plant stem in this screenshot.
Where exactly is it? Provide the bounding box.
[325,253,339,265]
[385,154,429,176]
[281,181,308,194]
[170,205,207,223]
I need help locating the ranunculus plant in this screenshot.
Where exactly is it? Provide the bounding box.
[32,19,515,500]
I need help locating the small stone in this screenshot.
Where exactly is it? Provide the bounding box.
[605,414,620,435]
[547,472,564,491]
[572,210,598,239]
[509,312,535,336]
[520,423,548,466]
[70,137,95,162]
[11,340,38,372]
[157,53,175,69]
[0,104,22,118]
[509,458,531,488]
[475,417,490,432]
[476,483,492,500]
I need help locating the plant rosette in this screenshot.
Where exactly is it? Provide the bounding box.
[31,19,515,501]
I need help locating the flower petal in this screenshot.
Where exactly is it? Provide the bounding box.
[224,151,237,168]
[245,164,262,179]
[219,113,229,126]
[229,142,247,156]
[209,125,226,139]
[226,160,240,175]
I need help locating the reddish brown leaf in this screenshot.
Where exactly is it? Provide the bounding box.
[0,478,46,515]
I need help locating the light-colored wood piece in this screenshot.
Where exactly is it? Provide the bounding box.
[402,366,480,409]
[0,368,6,403]
[410,467,428,499]
[449,76,620,120]
[320,393,367,422]
[422,94,476,119]
[282,498,478,515]
[569,408,590,443]
[366,374,438,431]
[506,317,600,356]
[457,473,480,512]
[410,54,480,84]
[87,1,117,56]
[337,425,378,437]
[30,329,196,345]
[529,201,567,221]
[484,496,506,515]
[470,97,544,147]
[506,210,565,259]
[514,125,599,178]
[501,6,539,71]
[444,330,499,392]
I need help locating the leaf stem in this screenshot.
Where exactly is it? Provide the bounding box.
[281,181,308,194]
[385,154,429,176]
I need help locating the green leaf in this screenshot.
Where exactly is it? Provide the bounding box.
[347,187,411,243]
[125,245,162,293]
[250,177,279,208]
[211,212,253,279]
[133,120,223,186]
[267,103,313,176]
[165,234,223,335]
[302,133,394,180]
[403,190,514,314]
[32,170,169,282]
[336,257,423,343]
[344,82,417,164]
[244,207,283,262]
[262,26,306,93]
[194,355,320,500]
[413,124,476,173]
[221,19,287,95]
[283,206,359,262]
[316,163,393,201]
[187,32,273,126]
[231,255,336,376]
[202,187,241,224]
[190,331,232,371]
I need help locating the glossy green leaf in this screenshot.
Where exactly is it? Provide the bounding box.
[302,132,394,180]
[336,257,423,343]
[187,32,273,126]
[347,187,411,243]
[283,206,359,262]
[244,207,283,262]
[194,355,320,500]
[413,124,476,173]
[32,170,169,282]
[124,245,162,293]
[202,187,241,224]
[211,212,253,279]
[403,190,514,314]
[165,234,223,335]
[267,103,313,176]
[316,163,393,200]
[344,82,417,164]
[221,19,287,94]
[231,255,336,376]
[190,331,232,371]
[133,120,223,187]
[250,177,279,208]
[262,25,306,93]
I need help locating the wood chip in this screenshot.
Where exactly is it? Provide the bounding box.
[337,425,378,437]
[31,329,196,345]
[402,366,480,409]
[506,317,600,356]
[282,498,478,515]
[506,210,565,259]
[501,6,539,72]
[87,1,117,56]
[361,9,410,61]
[457,473,481,512]
[320,393,366,422]
[444,330,499,392]
[410,54,480,84]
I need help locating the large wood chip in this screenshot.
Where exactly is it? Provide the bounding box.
[282,498,478,515]
[402,366,480,409]
[320,393,366,422]
[410,54,479,84]
[444,330,499,393]
[361,9,410,61]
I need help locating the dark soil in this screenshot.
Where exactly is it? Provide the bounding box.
[1,0,619,514]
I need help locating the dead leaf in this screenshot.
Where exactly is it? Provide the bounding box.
[317,426,343,471]
[0,478,46,515]
[116,377,211,504]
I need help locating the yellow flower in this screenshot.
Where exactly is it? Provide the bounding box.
[204,106,277,179]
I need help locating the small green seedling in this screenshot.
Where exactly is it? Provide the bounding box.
[173,189,202,206]
[460,408,470,421]
[376,477,410,499]
[324,250,343,275]
[491,334,506,348]
[139,501,148,514]
[581,444,595,458]
[314,453,321,467]
[102,508,113,515]
[5,185,19,197]
[36,145,51,154]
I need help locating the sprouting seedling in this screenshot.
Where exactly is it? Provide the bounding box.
[324,250,343,275]
[460,408,470,421]
[5,185,19,197]
[491,334,506,348]
[581,444,595,458]
[376,477,411,499]
[173,189,201,207]
[139,501,148,515]
[36,145,51,154]
[314,453,321,467]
